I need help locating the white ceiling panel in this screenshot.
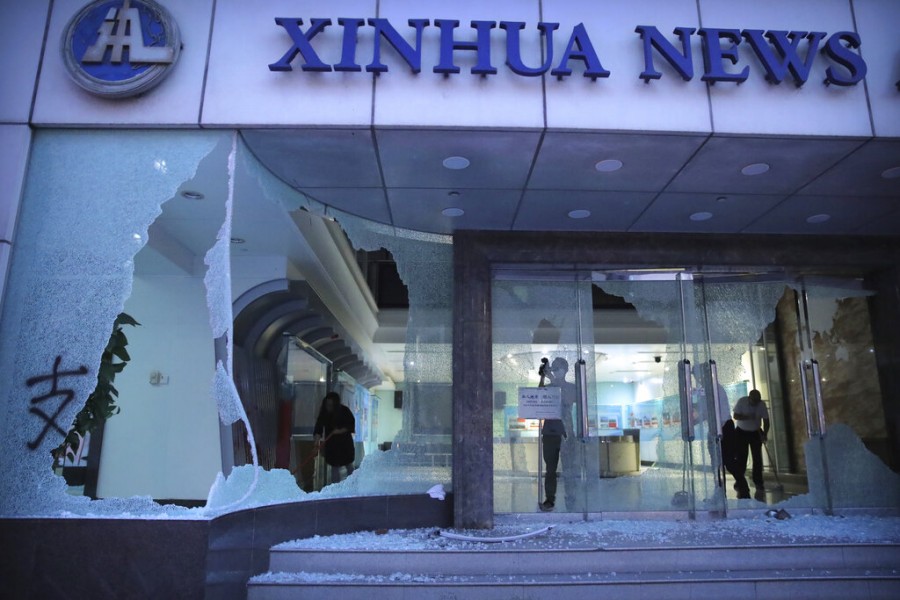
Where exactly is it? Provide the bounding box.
[528,132,707,191]
[668,136,865,195]
[241,129,382,188]
[515,190,656,231]
[388,188,521,233]
[376,129,541,189]
[631,193,785,233]
[798,140,900,198]
[306,188,393,224]
[856,207,900,236]
[742,195,899,235]
[232,127,898,237]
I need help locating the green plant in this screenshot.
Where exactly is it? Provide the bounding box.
[53,312,140,462]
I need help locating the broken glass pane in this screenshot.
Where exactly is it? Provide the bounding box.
[0,130,226,517]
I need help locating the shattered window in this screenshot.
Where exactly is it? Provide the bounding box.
[0,130,455,518]
[2,129,893,521]
[329,213,454,497]
[0,130,226,517]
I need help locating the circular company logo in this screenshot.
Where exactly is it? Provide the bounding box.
[62,0,181,98]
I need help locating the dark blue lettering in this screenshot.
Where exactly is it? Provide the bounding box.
[334,18,364,72]
[367,18,430,73]
[699,28,749,84]
[550,23,609,79]
[434,20,498,75]
[742,30,826,86]
[500,21,559,76]
[635,25,695,82]
[268,18,332,72]
[822,31,867,86]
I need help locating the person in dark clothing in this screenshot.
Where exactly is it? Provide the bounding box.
[539,357,576,512]
[733,389,770,501]
[313,391,356,484]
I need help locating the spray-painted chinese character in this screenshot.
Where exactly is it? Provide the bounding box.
[25,356,88,450]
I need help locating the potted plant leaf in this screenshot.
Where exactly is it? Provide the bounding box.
[53,312,139,488]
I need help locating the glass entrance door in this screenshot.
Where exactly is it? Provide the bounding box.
[589,271,722,515]
[492,265,898,516]
[787,277,897,511]
[492,267,720,515]
[491,268,595,514]
[686,273,898,513]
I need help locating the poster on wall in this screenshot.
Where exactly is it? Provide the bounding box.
[517,387,562,420]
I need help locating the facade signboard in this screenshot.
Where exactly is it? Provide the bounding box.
[269,19,867,87]
[62,0,181,98]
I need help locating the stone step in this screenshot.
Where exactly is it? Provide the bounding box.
[248,567,900,600]
[267,543,900,577]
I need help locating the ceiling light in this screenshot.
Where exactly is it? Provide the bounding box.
[881,166,900,179]
[689,211,713,221]
[180,190,204,200]
[442,207,465,217]
[741,163,770,176]
[442,156,470,170]
[594,159,623,172]
[230,237,245,244]
[806,214,831,224]
[716,196,728,203]
[448,191,461,197]
[132,233,142,240]
[568,209,591,219]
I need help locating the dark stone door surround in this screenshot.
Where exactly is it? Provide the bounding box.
[452,231,900,529]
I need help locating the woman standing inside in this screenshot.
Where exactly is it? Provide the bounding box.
[313,391,356,484]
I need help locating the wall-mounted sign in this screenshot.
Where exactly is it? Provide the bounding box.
[518,387,562,420]
[62,0,181,98]
[269,19,867,87]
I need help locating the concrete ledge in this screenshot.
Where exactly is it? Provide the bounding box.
[0,518,210,600]
[0,494,453,600]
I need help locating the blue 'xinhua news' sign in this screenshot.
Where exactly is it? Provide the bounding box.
[268,19,867,87]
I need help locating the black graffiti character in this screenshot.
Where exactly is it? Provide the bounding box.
[25,355,88,450]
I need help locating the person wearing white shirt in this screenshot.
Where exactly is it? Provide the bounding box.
[733,389,770,501]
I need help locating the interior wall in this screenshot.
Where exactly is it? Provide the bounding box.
[97,274,221,500]
[810,296,888,456]
[777,291,890,472]
[372,385,404,447]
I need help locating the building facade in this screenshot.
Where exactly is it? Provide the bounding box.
[1,0,899,536]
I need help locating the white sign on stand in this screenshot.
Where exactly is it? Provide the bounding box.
[518,387,562,420]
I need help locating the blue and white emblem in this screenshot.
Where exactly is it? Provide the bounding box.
[62,0,181,98]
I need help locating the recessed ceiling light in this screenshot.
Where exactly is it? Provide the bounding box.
[689,211,713,221]
[568,209,591,219]
[448,190,461,197]
[442,156,470,170]
[716,196,728,203]
[180,190,204,200]
[881,166,900,179]
[806,214,831,224]
[230,237,246,244]
[594,159,623,172]
[741,163,770,176]
[442,207,465,217]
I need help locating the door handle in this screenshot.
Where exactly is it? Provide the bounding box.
[709,359,722,432]
[799,359,813,438]
[811,359,827,436]
[576,359,588,440]
[678,359,694,441]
